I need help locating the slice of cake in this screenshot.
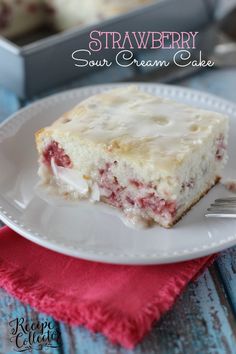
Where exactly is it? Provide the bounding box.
[43,0,155,32]
[0,0,155,38]
[0,0,44,39]
[35,86,229,228]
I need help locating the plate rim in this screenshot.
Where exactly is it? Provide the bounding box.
[0,82,236,265]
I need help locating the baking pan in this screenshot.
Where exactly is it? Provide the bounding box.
[0,0,218,98]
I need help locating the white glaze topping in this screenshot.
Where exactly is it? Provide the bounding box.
[44,86,228,170]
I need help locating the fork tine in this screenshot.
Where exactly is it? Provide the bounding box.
[208,203,236,210]
[205,212,236,218]
[205,197,236,218]
[210,202,236,207]
[207,208,236,213]
[215,201,236,205]
[215,198,236,203]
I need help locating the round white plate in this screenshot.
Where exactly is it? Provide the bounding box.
[0,83,236,264]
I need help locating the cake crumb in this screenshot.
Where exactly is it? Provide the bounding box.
[222,179,236,193]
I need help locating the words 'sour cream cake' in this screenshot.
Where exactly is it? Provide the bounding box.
[35,86,229,228]
[0,0,155,38]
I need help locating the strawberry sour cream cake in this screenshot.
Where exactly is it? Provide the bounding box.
[35,86,229,228]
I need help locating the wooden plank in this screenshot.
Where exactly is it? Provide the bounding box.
[0,288,62,354]
[58,267,236,354]
[216,248,236,316]
[0,88,20,123]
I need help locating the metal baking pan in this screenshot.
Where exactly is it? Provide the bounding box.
[0,0,217,98]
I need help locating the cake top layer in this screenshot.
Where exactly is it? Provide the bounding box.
[46,86,228,171]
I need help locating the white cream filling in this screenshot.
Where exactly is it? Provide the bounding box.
[51,158,89,196]
[50,158,102,201]
[90,182,101,202]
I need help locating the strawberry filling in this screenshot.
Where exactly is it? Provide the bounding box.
[98,161,176,218]
[42,149,176,219]
[137,194,176,217]
[43,141,72,168]
[130,179,144,188]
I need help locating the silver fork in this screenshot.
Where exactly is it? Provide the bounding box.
[205,198,236,218]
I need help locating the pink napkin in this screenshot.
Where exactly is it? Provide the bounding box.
[0,226,215,348]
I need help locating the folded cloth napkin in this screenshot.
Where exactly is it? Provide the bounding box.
[0,226,215,348]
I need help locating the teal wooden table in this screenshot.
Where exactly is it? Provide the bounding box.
[0,67,236,354]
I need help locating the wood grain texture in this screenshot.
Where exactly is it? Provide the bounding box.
[58,268,236,354]
[0,288,62,354]
[216,248,236,316]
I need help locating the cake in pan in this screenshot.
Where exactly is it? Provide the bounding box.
[0,0,44,38]
[0,0,155,38]
[46,0,155,31]
[35,86,228,228]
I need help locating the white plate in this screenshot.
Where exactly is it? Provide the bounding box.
[0,83,236,265]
